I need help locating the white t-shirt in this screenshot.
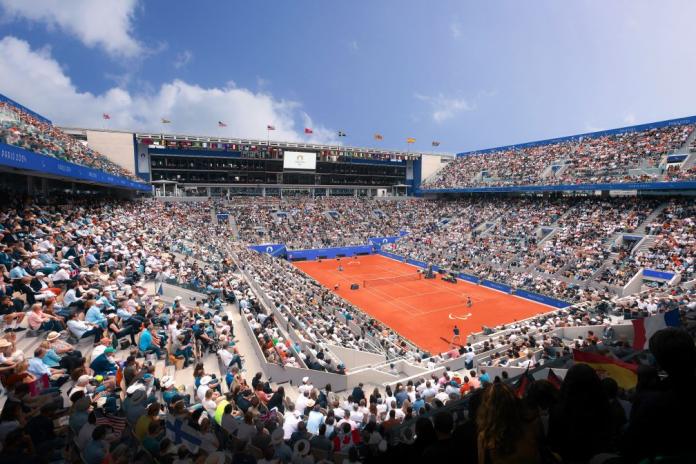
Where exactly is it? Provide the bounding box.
[282,413,300,439]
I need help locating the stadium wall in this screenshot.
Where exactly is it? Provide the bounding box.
[286,245,373,260]
[85,129,138,174]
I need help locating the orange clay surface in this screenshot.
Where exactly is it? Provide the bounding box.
[294,254,553,353]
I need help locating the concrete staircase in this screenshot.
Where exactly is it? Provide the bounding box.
[632,235,657,256]
[635,203,669,234]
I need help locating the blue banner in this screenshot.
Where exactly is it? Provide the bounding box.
[287,245,373,261]
[513,289,570,308]
[419,180,696,195]
[0,93,51,124]
[368,236,400,247]
[458,272,480,284]
[248,244,287,257]
[406,258,428,268]
[457,115,696,157]
[642,269,675,280]
[216,213,229,221]
[0,143,150,191]
[481,280,512,293]
[377,250,406,262]
[666,154,688,163]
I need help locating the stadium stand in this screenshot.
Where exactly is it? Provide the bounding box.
[424,121,696,189]
[0,94,694,464]
[0,101,138,180]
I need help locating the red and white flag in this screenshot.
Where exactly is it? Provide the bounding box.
[102,113,111,120]
[304,127,313,134]
[631,309,681,350]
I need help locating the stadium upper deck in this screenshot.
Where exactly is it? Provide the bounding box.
[422,115,696,193]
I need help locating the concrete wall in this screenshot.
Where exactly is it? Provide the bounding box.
[420,154,449,182]
[325,344,386,370]
[85,130,136,173]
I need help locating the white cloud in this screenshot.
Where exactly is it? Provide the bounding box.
[450,21,462,39]
[0,0,142,57]
[415,93,475,123]
[173,50,193,69]
[0,36,336,143]
[623,112,637,125]
[348,40,359,52]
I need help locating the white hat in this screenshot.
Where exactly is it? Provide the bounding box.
[200,375,212,386]
[161,376,175,389]
[302,376,309,383]
[35,272,45,277]
[126,384,146,395]
[175,296,183,301]
[46,331,61,341]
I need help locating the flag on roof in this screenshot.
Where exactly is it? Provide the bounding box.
[218,121,227,128]
[406,137,416,144]
[304,127,313,134]
[338,130,346,137]
[161,118,171,124]
[573,349,638,390]
[374,133,384,141]
[547,369,562,390]
[432,141,440,147]
[267,124,276,130]
[102,113,111,120]
[631,309,681,350]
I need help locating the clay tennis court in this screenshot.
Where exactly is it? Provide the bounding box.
[294,254,553,353]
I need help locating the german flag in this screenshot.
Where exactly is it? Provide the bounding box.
[573,350,638,390]
[513,368,536,398]
[547,369,562,390]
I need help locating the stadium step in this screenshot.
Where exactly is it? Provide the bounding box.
[635,202,669,234]
[631,235,657,256]
[681,152,696,170]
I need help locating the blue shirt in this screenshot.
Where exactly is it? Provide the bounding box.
[41,349,61,368]
[139,330,153,351]
[85,306,106,327]
[90,353,116,376]
[28,357,51,376]
[9,266,28,279]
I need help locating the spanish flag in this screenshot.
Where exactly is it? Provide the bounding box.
[573,349,638,390]
[406,137,416,144]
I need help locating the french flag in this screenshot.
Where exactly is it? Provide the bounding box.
[631,309,681,350]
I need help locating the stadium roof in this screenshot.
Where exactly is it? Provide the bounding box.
[135,132,452,159]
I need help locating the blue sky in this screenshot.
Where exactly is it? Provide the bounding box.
[1,0,695,153]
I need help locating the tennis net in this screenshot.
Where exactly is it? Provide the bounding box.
[363,272,422,287]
